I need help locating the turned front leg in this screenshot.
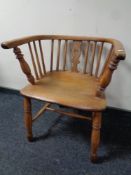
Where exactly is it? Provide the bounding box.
[24,97,33,141]
[90,112,102,162]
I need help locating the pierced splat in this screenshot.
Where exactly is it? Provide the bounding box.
[1,35,125,163]
[71,41,81,72]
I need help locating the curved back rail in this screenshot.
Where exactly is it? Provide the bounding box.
[1,35,126,94]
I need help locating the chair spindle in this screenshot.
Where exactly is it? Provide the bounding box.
[83,41,90,74]
[90,41,97,75]
[33,41,43,78]
[38,40,46,75]
[28,42,39,80]
[56,40,61,71]
[71,41,81,72]
[100,45,113,77]
[50,40,54,72]
[95,42,104,77]
[63,40,68,71]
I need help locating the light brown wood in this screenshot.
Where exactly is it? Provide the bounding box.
[24,97,33,141]
[63,40,68,70]
[32,101,91,122]
[71,41,81,72]
[83,41,90,74]
[95,42,104,77]
[90,41,97,75]
[56,40,61,71]
[91,112,101,162]
[13,47,35,84]
[21,71,106,111]
[32,102,51,122]
[28,42,39,79]
[50,40,54,72]
[97,47,121,96]
[1,35,126,58]
[46,107,92,121]
[38,40,46,75]
[1,34,126,163]
[100,45,113,77]
[33,41,43,78]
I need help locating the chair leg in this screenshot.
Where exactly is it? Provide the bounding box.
[24,97,33,141]
[90,112,102,163]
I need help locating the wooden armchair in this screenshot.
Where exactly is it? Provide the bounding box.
[1,35,125,162]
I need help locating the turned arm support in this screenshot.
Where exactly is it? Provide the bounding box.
[13,47,35,84]
[97,40,126,96]
[1,36,36,84]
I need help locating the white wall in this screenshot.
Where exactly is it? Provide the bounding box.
[0,0,131,110]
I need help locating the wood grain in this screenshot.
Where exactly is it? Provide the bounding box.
[1,34,126,162]
[71,41,81,72]
[21,71,106,111]
[14,47,35,84]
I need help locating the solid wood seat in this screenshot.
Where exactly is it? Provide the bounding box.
[21,71,106,111]
[1,35,125,162]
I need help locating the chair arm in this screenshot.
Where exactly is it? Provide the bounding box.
[97,39,126,96]
[1,35,64,48]
[111,39,126,60]
[1,35,44,49]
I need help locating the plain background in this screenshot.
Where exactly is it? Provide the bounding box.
[0,0,131,110]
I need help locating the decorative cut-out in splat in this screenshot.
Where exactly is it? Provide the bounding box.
[71,41,81,72]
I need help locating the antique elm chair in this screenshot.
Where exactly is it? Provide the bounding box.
[1,35,125,162]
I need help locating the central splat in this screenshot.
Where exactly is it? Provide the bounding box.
[71,41,81,72]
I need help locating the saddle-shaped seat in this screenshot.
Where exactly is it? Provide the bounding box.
[21,71,106,111]
[1,35,125,162]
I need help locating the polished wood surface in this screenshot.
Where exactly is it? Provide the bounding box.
[21,71,106,111]
[1,35,126,162]
[13,47,35,84]
[91,112,102,162]
[1,35,125,56]
[71,41,81,72]
[24,97,33,141]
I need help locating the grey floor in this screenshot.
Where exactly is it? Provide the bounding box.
[0,90,131,175]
